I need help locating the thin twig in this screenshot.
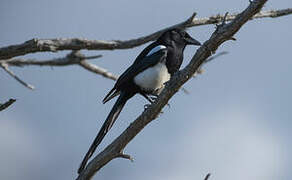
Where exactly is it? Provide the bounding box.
[187,8,292,27]
[204,51,228,63]
[181,51,228,94]
[3,51,117,88]
[116,153,134,162]
[0,8,291,60]
[79,60,118,80]
[0,99,16,111]
[192,51,228,78]
[0,62,35,90]
[6,54,102,67]
[204,173,211,180]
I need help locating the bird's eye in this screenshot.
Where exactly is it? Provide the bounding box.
[171,30,179,35]
[171,30,180,39]
[172,29,186,40]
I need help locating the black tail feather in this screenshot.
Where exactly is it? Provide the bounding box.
[78,92,131,174]
[103,88,119,104]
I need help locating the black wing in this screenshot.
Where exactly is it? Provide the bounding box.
[115,48,167,88]
[103,48,167,103]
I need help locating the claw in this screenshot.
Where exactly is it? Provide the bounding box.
[149,96,158,102]
[144,104,151,110]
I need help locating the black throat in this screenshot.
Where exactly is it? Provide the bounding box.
[165,44,186,75]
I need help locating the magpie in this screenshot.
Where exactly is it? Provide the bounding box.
[78,28,201,173]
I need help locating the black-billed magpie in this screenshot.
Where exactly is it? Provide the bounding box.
[78,28,200,173]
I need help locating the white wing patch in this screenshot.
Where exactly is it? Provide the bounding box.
[146,45,167,56]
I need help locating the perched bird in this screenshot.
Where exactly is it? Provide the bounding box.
[78,28,201,173]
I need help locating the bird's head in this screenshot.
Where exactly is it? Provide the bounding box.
[158,28,201,48]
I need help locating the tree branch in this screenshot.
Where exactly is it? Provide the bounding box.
[0,99,16,112]
[6,54,102,67]
[187,8,292,27]
[0,62,35,90]
[0,8,291,60]
[7,50,118,81]
[1,51,117,88]
[78,60,118,81]
[76,0,268,179]
[204,173,211,180]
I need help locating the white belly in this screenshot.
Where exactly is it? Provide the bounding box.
[134,62,171,92]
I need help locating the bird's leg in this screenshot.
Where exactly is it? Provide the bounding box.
[152,93,171,108]
[141,93,154,110]
[144,104,151,110]
[149,94,158,102]
[141,91,170,110]
[141,93,165,110]
[141,93,154,104]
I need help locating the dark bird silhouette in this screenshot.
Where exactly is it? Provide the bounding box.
[78,28,201,173]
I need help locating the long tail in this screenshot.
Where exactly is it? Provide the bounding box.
[78,92,131,174]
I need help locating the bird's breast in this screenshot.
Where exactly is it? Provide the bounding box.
[134,62,170,92]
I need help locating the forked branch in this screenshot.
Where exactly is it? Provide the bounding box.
[0,8,291,60]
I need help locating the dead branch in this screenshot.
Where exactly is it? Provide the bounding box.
[6,54,102,67]
[0,99,16,112]
[187,8,292,27]
[1,51,117,89]
[0,62,35,90]
[204,173,211,180]
[7,51,226,80]
[78,60,118,81]
[0,8,291,60]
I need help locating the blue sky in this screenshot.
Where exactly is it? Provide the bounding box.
[1,0,292,180]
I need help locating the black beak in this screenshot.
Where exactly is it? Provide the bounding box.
[184,36,201,46]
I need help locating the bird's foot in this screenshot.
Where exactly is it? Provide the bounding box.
[149,95,158,102]
[144,104,152,110]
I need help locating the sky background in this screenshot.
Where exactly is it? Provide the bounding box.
[0,0,292,180]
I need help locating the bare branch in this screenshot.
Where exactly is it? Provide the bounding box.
[187,8,292,27]
[0,99,16,112]
[6,54,102,67]
[204,173,211,180]
[204,51,228,64]
[116,153,134,162]
[79,60,118,80]
[193,51,228,78]
[76,0,268,179]
[0,62,35,90]
[2,51,118,88]
[0,8,291,60]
